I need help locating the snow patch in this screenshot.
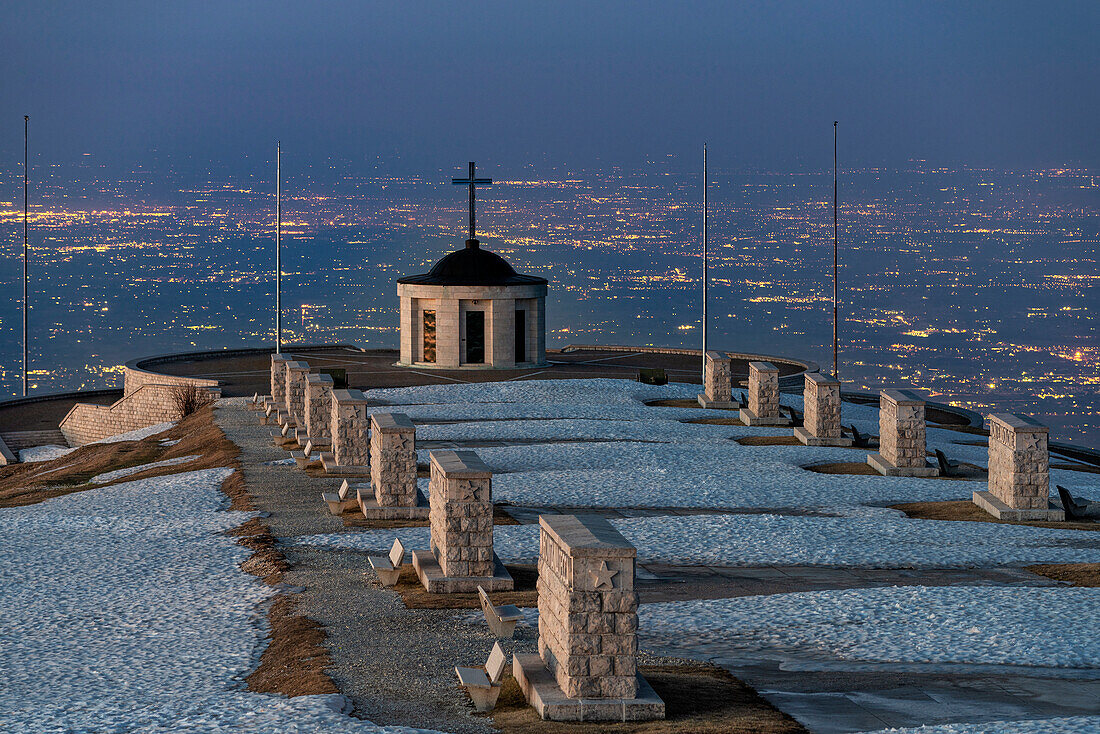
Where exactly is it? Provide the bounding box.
[0,467,439,733]
[19,445,75,463]
[90,455,201,485]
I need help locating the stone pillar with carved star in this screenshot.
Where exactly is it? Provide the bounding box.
[536,514,639,700]
[428,449,495,579]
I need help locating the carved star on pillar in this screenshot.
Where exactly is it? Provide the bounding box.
[456,484,478,502]
[590,561,617,591]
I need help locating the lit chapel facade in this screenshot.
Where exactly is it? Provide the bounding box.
[396,238,548,369]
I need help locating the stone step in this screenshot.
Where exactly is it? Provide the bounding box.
[0,429,69,451]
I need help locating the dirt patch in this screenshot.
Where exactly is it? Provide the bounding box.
[392,564,539,609]
[1027,563,1100,587]
[342,511,430,529]
[804,461,880,475]
[646,399,739,411]
[487,661,806,733]
[341,503,519,528]
[495,504,522,525]
[687,417,746,426]
[245,595,340,696]
[893,501,1100,531]
[305,466,370,479]
[736,435,801,446]
[1051,462,1100,475]
[0,406,242,508]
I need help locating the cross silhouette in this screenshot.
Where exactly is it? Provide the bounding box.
[452,161,492,241]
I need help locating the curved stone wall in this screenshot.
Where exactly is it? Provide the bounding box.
[60,366,222,446]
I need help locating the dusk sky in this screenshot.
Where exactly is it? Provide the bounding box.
[3,1,1098,173]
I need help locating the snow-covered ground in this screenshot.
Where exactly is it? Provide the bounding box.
[89,454,200,484]
[0,467,438,733]
[352,379,1084,509]
[638,586,1100,669]
[858,718,1100,734]
[296,505,1100,568]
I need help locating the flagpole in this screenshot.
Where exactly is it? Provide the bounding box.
[832,121,839,381]
[23,115,29,396]
[276,142,282,353]
[702,143,708,380]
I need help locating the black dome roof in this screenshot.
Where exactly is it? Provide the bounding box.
[397,240,547,287]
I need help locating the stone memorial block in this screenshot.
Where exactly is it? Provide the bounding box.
[739,361,787,426]
[794,373,852,446]
[265,354,291,425]
[973,413,1063,521]
[513,514,664,722]
[411,450,512,593]
[304,373,334,447]
[270,353,290,410]
[697,351,735,408]
[284,361,311,427]
[359,412,428,519]
[867,389,938,476]
[319,388,371,474]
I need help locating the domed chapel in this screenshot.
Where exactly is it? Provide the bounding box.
[397,162,548,369]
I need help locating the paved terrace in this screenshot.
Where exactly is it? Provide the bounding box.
[149,345,809,396]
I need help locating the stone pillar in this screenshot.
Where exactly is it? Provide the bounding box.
[867,389,937,476]
[399,295,414,366]
[795,373,851,446]
[359,412,427,519]
[740,361,786,426]
[284,361,310,426]
[534,297,547,366]
[513,514,664,722]
[973,414,1061,520]
[698,351,734,408]
[322,388,370,473]
[270,354,290,414]
[437,300,461,368]
[304,373,334,445]
[488,298,516,367]
[411,450,512,592]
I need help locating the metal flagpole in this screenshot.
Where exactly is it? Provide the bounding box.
[702,143,708,380]
[23,115,29,396]
[276,142,282,353]
[832,121,839,381]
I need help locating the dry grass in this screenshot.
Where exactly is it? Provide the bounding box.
[0,406,242,508]
[893,500,1100,531]
[392,564,539,609]
[1027,563,1100,587]
[736,435,802,446]
[170,382,216,419]
[229,517,287,584]
[487,662,807,733]
[245,595,339,696]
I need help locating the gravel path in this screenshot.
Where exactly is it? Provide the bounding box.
[216,403,515,734]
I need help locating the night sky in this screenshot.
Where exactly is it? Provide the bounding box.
[3,1,1098,173]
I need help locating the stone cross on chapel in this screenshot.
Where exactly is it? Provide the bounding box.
[452,161,492,241]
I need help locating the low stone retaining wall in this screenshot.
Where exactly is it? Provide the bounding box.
[60,367,221,446]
